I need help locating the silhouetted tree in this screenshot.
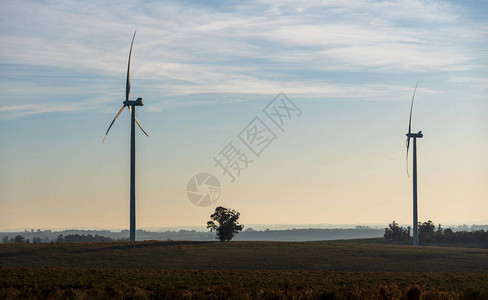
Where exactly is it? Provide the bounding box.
[434,224,444,241]
[419,220,436,243]
[384,221,410,241]
[2,236,9,243]
[385,220,488,245]
[14,235,25,244]
[444,228,453,239]
[207,206,244,242]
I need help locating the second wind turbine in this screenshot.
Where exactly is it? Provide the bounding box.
[406,82,422,246]
[103,31,149,242]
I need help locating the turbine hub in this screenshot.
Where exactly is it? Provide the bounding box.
[406,131,423,138]
[123,98,144,106]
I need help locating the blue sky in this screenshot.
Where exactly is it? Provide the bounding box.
[0,0,487,230]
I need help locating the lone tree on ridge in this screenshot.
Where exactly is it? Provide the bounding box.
[207,206,244,242]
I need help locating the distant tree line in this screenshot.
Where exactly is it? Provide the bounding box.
[2,234,114,243]
[384,220,488,244]
[2,222,487,244]
[1,229,218,242]
[2,235,33,244]
[55,234,114,242]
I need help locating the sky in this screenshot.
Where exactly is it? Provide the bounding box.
[0,0,487,231]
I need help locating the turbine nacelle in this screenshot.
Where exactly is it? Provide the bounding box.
[123,98,144,106]
[406,131,423,138]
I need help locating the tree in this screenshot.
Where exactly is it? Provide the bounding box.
[384,221,410,241]
[2,236,9,243]
[14,235,25,244]
[207,206,244,242]
[56,234,64,243]
[419,220,436,243]
[434,223,444,242]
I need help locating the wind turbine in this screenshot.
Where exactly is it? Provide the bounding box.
[406,81,422,246]
[103,31,148,242]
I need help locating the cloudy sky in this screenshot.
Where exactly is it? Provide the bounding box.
[0,0,486,231]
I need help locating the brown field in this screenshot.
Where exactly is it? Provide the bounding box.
[1,241,487,299]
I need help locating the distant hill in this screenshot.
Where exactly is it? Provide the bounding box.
[235,227,383,241]
[1,227,383,242]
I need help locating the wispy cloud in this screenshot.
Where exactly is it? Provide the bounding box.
[0,0,486,118]
[448,76,488,90]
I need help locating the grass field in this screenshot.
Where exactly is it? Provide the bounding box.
[1,241,487,299]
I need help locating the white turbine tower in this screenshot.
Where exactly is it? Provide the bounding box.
[103,31,149,242]
[406,82,422,246]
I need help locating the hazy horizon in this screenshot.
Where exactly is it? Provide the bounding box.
[2,221,488,233]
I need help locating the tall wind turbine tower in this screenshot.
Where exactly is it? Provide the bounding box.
[406,82,422,246]
[103,31,149,242]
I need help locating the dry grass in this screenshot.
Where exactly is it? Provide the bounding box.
[1,241,486,272]
[1,268,487,299]
[1,241,487,299]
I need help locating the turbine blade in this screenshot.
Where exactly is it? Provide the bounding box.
[408,81,419,135]
[406,81,418,176]
[128,106,149,137]
[126,31,136,101]
[102,106,126,143]
[136,117,149,137]
[406,137,410,177]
